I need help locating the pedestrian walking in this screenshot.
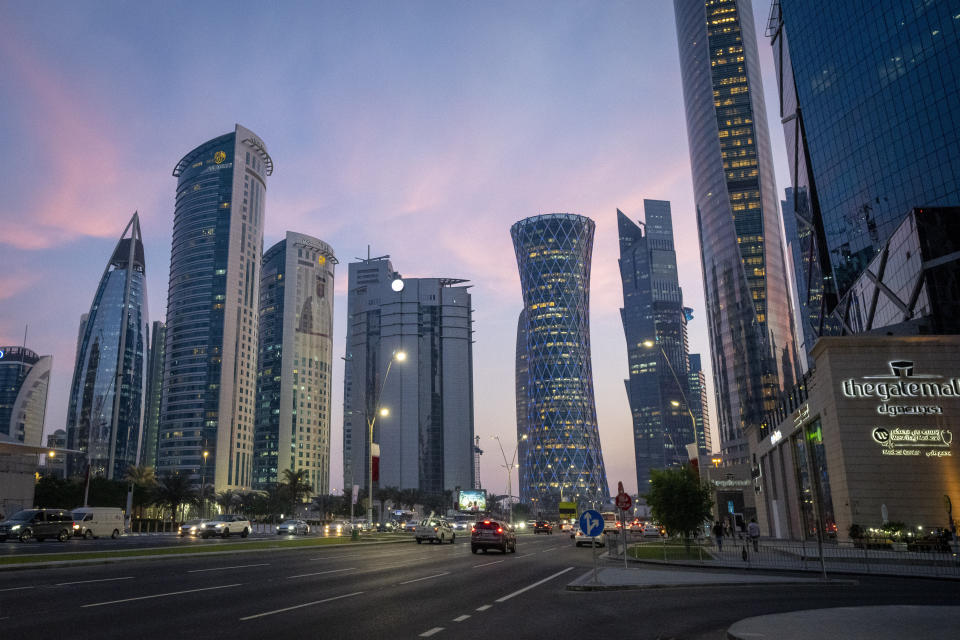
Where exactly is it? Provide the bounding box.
[747,518,761,552]
[712,521,724,551]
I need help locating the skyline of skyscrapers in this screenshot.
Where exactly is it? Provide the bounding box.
[158,124,271,491]
[675,0,798,460]
[769,1,960,348]
[254,232,337,495]
[65,213,148,480]
[512,213,609,510]
[0,346,52,447]
[617,202,702,493]
[342,255,475,499]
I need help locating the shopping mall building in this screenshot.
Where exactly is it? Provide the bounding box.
[753,336,960,540]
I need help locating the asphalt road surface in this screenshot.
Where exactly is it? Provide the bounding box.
[1,534,958,639]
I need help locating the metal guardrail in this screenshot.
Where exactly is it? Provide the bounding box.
[601,534,960,579]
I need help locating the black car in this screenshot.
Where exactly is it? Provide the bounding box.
[471,519,517,554]
[533,521,553,534]
[0,509,75,542]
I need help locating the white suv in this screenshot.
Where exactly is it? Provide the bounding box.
[415,518,454,544]
[200,515,252,539]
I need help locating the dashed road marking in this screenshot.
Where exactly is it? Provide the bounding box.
[495,567,574,603]
[56,576,134,586]
[83,583,243,608]
[453,614,471,622]
[0,586,33,592]
[476,604,492,611]
[472,560,504,568]
[420,628,444,637]
[287,567,354,579]
[188,563,268,573]
[400,572,450,585]
[240,591,363,621]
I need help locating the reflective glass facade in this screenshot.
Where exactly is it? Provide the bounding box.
[141,321,165,468]
[159,125,270,489]
[770,2,960,349]
[618,203,703,493]
[512,214,609,510]
[675,0,798,460]
[65,215,148,479]
[0,346,51,446]
[254,232,336,495]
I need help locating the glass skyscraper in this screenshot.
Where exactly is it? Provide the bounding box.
[675,0,798,459]
[65,213,148,479]
[768,1,960,348]
[512,213,609,510]
[141,320,165,468]
[254,232,337,495]
[0,346,52,447]
[618,202,703,492]
[159,125,271,490]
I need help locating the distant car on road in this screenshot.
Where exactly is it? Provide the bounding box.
[0,509,74,543]
[402,520,419,533]
[471,519,517,554]
[276,519,309,535]
[178,519,208,537]
[643,523,665,538]
[200,515,251,539]
[415,518,454,544]
[533,521,553,535]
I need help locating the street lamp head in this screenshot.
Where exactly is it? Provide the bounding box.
[379,407,390,417]
[521,434,528,440]
[670,400,680,407]
[394,350,407,362]
[203,450,209,459]
[642,340,655,348]
[48,450,55,458]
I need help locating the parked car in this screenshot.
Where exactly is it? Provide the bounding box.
[0,509,75,542]
[471,519,517,554]
[276,519,309,535]
[199,514,251,538]
[533,521,554,535]
[643,523,665,537]
[179,519,207,537]
[415,518,454,544]
[71,507,125,539]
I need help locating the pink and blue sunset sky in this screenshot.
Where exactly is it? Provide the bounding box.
[0,1,793,495]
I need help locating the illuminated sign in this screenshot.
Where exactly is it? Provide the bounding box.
[0,349,4,359]
[841,360,959,401]
[458,489,486,512]
[214,150,226,164]
[769,430,783,446]
[318,255,326,266]
[871,427,953,457]
[713,479,750,488]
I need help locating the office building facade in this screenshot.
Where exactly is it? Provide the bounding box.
[618,203,702,492]
[0,346,52,446]
[687,353,711,454]
[512,213,609,510]
[341,256,474,498]
[141,321,165,469]
[158,124,271,490]
[254,232,336,495]
[65,213,149,479]
[675,0,798,460]
[768,1,960,348]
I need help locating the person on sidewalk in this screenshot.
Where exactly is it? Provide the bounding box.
[713,521,724,551]
[747,518,761,552]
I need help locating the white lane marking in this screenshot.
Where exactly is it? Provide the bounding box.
[516,553,534,558]
[494,567,575,603]
[420,628,445,637]
[82,583,242,608]
[540,546,557,553]
[287,567,354,579]
[188,563,269,573]
[240,591,364,621]
[453,614,471,622]
[56,576,134,586]
[399,572,450,585]
[476,604,492,611]
[472,560,504,568]
[310,553,364,561]
[0,586,34,592]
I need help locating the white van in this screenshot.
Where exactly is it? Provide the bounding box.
[71,507,124,539]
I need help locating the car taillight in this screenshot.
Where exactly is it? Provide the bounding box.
[471,527,476,533]
[434,527,439,532]
[497,527,503,533]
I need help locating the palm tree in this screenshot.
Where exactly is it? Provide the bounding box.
[152,474,196,525]
[375,486,400,524]
[399,488,421,512]
[214,490,236,514]
[280,469,313,515]
[124,465,157,528]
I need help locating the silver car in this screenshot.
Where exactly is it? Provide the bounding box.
[276,519,309,535]
[179,519,207,537]
[415,518,455,544]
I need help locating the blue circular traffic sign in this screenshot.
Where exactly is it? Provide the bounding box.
[578,509,605,537]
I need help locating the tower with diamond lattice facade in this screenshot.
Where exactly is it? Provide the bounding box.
[512,213,609,513]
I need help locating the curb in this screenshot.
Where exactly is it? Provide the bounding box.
[0,536,414,572]
[566,578,856,592]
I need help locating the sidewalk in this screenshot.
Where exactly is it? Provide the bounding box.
[566,565,840,591]
[727,605,960,640]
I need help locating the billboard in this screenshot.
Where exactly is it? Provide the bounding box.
[458,489,487,512]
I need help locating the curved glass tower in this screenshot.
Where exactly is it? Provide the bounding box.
[0,346,52,447]
[66,213,148,479]
[675,0,798,460]
[159,124,271,490]
[512,213,609,511]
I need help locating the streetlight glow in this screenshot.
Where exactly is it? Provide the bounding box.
[642,340,655,348]
[379,407,390,417]
[670,400,680,407]
[394,351,407,362]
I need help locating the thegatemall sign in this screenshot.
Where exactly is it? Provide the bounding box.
[841,360,959,415]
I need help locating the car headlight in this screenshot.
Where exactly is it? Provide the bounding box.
[190,527,197,533]
[10,525,21,531]
[214,524,224,529]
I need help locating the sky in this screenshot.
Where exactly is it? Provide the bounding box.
[0,0,792,496]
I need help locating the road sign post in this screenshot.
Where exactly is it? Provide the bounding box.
[615,490,632,568]
[579,509,604,584]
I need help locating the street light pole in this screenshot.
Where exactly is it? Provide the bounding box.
[363,350,406,526]
[493,434,527,523]
[643,340,699,460]
[201,450,209,518]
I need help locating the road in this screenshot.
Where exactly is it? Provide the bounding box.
[1,533,958,639]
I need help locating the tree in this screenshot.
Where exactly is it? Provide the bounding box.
[124,465,157,522]
[215,490,238,514]
[279,469,313,515]
[511,503,532,523]
[375,486,400,523]
[643,467,713,541]
[399,488,421,511]
[153,474,196,524]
